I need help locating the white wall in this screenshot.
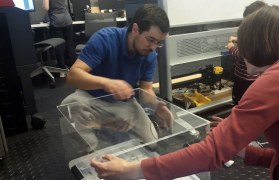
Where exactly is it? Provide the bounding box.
[162,0,279,27]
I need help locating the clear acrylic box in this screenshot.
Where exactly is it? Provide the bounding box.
[57,88,210,179]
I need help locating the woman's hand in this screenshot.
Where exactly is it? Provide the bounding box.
[91,154,143,180]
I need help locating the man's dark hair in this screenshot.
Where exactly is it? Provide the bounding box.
[243,1,267,17]
[238,5,279,66]
[127,4,170,33]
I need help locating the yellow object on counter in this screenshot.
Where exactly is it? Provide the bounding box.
[183,90,211,107]
[213,66,223,74]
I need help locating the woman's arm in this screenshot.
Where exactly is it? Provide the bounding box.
[43,0,49,11]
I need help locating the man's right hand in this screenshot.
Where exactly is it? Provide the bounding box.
[104,79,134,100]
[155,101,174,131]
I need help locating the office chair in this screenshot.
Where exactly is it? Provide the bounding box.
[75,12,117,54]
[31,38,69,88]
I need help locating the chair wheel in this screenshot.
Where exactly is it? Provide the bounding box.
[49,82,56,88]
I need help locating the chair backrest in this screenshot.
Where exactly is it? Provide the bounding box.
[84,12,117,38]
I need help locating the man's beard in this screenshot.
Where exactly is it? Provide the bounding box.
[132,40,152,56]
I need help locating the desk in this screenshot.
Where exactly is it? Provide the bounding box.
[31,23,49,28]
[31,17,127,29]
[72,17,127,24]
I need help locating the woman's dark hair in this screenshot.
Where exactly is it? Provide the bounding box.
[238,5,279,66]
[243,1,267,17]
[127,4,170,34]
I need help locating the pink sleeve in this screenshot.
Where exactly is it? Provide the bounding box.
[141,119,245,180]
[141,67,279,180]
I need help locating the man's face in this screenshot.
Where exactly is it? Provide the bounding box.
[133,25,167,56]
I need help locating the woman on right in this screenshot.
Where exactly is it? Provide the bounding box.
[90,5,279,180]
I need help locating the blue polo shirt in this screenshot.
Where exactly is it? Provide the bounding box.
[79,27,157,97]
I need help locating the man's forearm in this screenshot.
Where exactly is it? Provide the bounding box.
[67,68,109,90]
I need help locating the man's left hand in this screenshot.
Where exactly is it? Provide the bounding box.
[155,101,174,131]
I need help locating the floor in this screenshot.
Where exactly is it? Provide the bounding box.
[0,77,76,180]
[0,76,270,180]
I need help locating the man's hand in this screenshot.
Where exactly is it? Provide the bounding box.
[209,116,223,132]
[155,101,174,131]
[104,79,134,100]
[102,118,134,132]
[91,154,143,180]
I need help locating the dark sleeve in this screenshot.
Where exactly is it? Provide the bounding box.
[229,46,242,60]
[245,146,275,168]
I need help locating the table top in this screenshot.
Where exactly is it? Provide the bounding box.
[31,17,126,29]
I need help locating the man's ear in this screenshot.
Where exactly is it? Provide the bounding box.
[132,23,140,34]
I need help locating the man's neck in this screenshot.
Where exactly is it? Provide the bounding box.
[127,33,136,56]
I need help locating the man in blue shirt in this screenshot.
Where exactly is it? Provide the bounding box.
[61,5,172,149]
[67,4,169,99]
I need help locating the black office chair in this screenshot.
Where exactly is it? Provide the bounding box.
[75,12,117,54]
[31,38,69,88]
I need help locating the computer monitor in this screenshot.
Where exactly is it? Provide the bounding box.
[13,0,35,12]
